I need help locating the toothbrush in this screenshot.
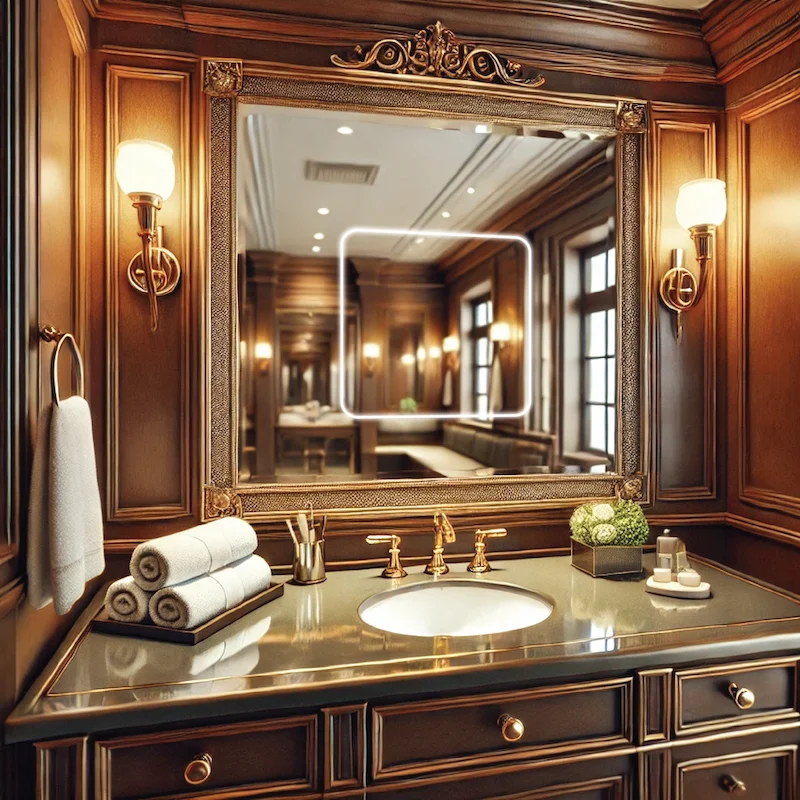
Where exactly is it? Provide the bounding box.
[297,512,309,544]
[286,519,299,546]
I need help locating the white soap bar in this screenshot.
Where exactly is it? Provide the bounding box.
[678,570,701,587]
[653,567,672,583]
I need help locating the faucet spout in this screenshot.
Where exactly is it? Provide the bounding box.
[426,512,456,575]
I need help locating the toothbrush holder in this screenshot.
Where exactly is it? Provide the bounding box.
[293,539,326,585]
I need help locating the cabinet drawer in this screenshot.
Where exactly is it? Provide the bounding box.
[675,658,798,736]
[372,677,633,781]
[676,745,797,799]
[95,716,317,799]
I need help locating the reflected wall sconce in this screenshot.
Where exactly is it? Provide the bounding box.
[442,335,460,370]
[428,346,442,360]
[115,139,181,333]
[489,321,511,349]
[363,342,380,377]
[659,178,727,342]
[255,341,272,373]
[400,353,416,366]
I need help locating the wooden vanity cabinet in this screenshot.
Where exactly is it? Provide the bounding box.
[28,656,800,800]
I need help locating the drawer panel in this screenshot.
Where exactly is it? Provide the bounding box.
[372,677,633,781]
[675,658,798,736]
[96,716,317,799]
[676,745,797,800]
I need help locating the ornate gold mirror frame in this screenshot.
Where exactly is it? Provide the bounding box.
[201,27,649,521]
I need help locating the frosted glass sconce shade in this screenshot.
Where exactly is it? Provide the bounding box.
[490,322,511,344]
[363,342,380,360]
[442,336,460,353]
[675,179,727,230]
[115,140,176,200]
[255,342,272,360]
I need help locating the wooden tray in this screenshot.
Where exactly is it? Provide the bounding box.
[93,582,285,645]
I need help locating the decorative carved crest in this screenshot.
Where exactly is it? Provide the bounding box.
[331,21,545,88]
[203,59,243,97]
[616,101,647,133]
[616,476,644,501]
[204,485,243,519]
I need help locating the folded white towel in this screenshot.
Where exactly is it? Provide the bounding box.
[104,576,152,623]
[130,517,258,591]
[27,397,105,615]
[149,555,272,629]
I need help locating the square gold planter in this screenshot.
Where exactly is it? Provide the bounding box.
[571,538,643,578]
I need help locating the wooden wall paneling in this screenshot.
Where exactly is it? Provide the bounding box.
[105,62,193,522]
[730,80,800,524]
[35,737,88,800]
[648,111,722,506]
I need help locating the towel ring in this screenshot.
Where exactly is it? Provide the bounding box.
[40,326,85,406]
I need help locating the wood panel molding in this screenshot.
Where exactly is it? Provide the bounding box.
[735,87,800,520]
[35,737,88,800]
[105,63,193,521]
[703,0,800,83]
[649,115,719,502]
[81,0,717,87]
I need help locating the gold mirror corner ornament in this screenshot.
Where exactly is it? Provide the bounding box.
[616,101,648,133]
[203,59,243,97]
[616,475,644,502]
[204,485,243,520]
[330,21,545,88]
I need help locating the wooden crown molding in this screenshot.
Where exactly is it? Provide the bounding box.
[86,0,718,86]
[703,0,800,83]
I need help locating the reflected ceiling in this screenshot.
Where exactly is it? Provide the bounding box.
[238,105,603,262]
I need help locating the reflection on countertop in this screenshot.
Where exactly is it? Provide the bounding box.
[7,555,800,742]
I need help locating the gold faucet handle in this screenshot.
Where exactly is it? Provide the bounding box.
[434,511,456,544]
[468,528,507,574]
[366,534,407,578]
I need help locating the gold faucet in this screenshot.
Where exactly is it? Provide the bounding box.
[366,534,407,578]
[468,528,507,573]
[425,511,456,575]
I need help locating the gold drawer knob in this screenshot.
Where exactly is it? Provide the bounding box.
[184,753,213,786]
[721,774,747,793]
[728,682,756,710]
[497,714,525,743]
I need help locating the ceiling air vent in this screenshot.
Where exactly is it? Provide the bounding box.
[304,160,379,185]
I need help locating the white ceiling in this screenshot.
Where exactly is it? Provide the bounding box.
[238,104,605,263]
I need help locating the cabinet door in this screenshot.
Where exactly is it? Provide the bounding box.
[363,753,634,800]
[675,746,796,799]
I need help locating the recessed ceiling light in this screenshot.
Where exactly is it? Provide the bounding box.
[337,126,354,135]
[317,207,330,215]
[475,124,491,134]
[312,245,321,253]
[441,211,451,219]
[313,232,325,240]
[466,186,476,194]
[414,237,425,244]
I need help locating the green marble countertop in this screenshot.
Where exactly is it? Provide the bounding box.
[7,555,800,743]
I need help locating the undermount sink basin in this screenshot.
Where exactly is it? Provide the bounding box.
[358,579,553,637]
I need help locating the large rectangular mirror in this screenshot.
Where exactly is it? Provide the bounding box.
[237,105,618,484]
[204,59,645,518]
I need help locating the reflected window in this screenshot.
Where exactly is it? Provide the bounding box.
[471,294,493,419]
[581,245,616,458]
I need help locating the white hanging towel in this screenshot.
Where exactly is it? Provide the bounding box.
[442,368,454,407]
[489,353,504,413]
[27,397,105,614]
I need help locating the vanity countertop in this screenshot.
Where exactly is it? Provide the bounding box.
[7,555,800,743]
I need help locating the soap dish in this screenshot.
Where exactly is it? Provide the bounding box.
[645,575,711,600]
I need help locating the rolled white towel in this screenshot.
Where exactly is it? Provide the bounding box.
[104,576,152,623]
[149,555,272,630]
[130,518,258,591]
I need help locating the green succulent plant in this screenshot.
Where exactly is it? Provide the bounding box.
[569,500,649,547]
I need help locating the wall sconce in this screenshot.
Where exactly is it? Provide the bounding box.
[363,342,380,377]
[489,321,511,349]
[428,346,442,360]
[660,178,727,342]
[442,335,460,371]
[255,341,272,373]
[400,353,416,366]
[115,139,181,333]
